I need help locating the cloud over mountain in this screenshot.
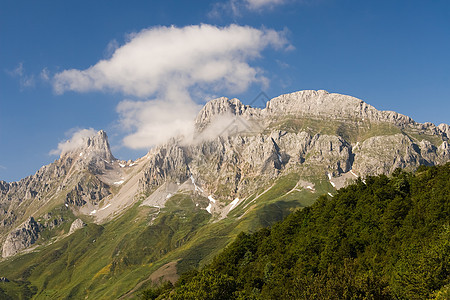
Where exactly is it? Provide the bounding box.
[50,128,97,156]
[52,24,290,149]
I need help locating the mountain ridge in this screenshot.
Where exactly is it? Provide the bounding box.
[0,90,449,299]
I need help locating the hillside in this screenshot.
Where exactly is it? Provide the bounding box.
[0,90,449,299]
[154,163,450,299]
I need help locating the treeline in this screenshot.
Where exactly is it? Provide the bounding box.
[142,163,450,299]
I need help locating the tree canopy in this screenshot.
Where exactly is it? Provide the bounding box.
[143,163,450,299]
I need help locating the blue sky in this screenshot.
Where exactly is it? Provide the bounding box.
[1,0,449,182]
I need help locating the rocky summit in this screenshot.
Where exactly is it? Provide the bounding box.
[0,90,448,299]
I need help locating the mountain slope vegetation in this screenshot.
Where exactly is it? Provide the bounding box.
[147,163,450,299]
[1,90,449,299]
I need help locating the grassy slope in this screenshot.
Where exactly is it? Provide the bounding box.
[0,173,332,299]
[4,116,438,299]
[271,116,444,146]
[166,163,450,299]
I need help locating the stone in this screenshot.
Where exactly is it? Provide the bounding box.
[2,217,41,258]
[69,218,86,234]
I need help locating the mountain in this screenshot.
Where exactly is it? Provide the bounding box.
[156,163,450,299]
[0,90,448,299]
[0,130,120,257]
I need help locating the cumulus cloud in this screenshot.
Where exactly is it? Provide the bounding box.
[117,98,202,149]
[50,128,97,156]
[52,24,290,149]
[53,24,289,97]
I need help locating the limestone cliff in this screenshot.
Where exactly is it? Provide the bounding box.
[1,90,449,258]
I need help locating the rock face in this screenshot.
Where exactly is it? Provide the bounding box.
[194,97,261,130]
[0,130,116,257]
[2,217,41,258]
[69,218,86,234]
[264,90,449,137]
[1,90,449,258]
[60,130,116,173]
[138,91,449,200]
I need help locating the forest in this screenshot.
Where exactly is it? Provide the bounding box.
[142,163,450,299]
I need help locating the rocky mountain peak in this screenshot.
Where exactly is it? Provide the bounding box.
[195,97,261,130]
[264,90,380,120]
[61,130,115,164]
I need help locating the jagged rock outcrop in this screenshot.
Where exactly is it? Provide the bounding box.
[139,142,190,191]
[65,174,110,207]
[0,130,116,257]
[353,134,421,175]
[1,90,449,258]
[194,97,261,130]
[438,124,450,139]
[139,91,449,201]
[69,218,86,234]
[2,217,41,258]
[59,130,116,174]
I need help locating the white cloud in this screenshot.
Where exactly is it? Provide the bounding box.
[7,63,35,88]
[209,0,288,17]
[52,24,290,150]
[50,128,97,156]
[104,39,119,59]
[117,98,201,149]
[40,68,50,81]
[246,0,287,10]
[52,24,289,97]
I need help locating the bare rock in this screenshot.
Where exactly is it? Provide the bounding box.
[2,217,41,258]
[69,218,86,234]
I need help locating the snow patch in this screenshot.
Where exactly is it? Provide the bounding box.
[327,173,336,188]
[277,154,282,163]
[89,209,97,215]
[350,170,358,178]
[79,152,83,157]
[229,198,240,211]
[166,193,172,199]
[99,203,111,211]
[306,186,313,190]
[119,163,126,168]
[206,203,212,214]
[205,195,217,214]
[328,192,334,197]
[129,162,136,167]
[114,180,124,185]
[190,175,204,193]
[65,203,69,208]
